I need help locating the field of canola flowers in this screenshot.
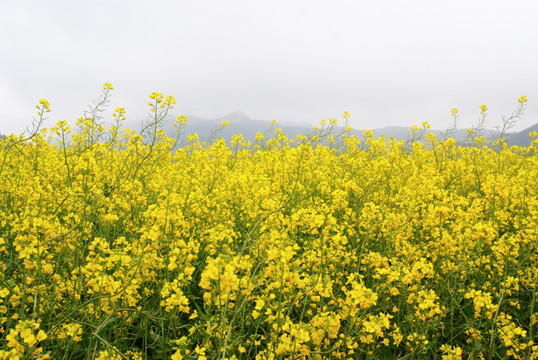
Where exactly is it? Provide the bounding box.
[0,85,537,359]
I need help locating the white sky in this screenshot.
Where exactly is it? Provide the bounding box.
[1,0,537,134]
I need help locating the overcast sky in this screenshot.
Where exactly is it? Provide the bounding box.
[1,0,537,135]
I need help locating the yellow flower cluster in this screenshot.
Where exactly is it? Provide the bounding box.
[464,289,497,318]
[2,320,48,359]
[0,91,537,359]
[35,99,51,116]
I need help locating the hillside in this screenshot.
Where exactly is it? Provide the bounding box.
[164,111,537,147]
[1,112,535,147]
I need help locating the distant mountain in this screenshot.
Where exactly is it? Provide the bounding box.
[1,112,536,148]
[169,111,538,148]
[166,111,314,144]
[214,111,252,123]
[503,123,538,147]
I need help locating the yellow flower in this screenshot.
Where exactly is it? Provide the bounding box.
[0,288,9,298]
[37,98,51,113]
[255,299,265,310]
[441,344,463,360]
[36,330,47,342]
[171,350,183,360]
[6,329,24,352]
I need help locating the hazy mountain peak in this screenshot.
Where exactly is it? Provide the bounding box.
[217,111,252,123]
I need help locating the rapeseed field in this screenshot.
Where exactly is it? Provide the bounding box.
[0,85,537,359]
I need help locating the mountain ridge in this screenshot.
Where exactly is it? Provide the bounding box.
[169,112,537,147]
[1,112,535,147]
